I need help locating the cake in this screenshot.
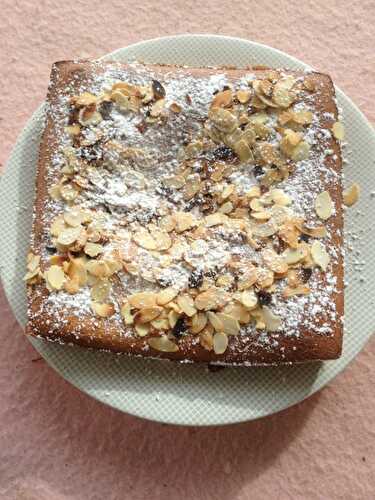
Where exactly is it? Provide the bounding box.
[24,60,344,365]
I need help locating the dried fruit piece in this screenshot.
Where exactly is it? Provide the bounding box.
[343,183,360,207]
[332,121,345,140]
[213,332,229,354]
[311,241,330,271]
[148,336,179,352]
[177,294,197,317]
[135,306,163,324]
[128,292,157,308]
[315,191,334,220]
[46,265,65,290]
[91,302,115,318]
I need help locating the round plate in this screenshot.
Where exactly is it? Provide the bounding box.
[1,35,374,426]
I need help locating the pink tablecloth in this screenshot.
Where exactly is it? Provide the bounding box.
[1,1,374,498]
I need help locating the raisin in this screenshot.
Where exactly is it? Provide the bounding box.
[212,146,235,161]
[253,165,264,178]
[172,317,187,338]
[188,269,204,288]
[301,268,313,283]
[134,120,146,135]
[300,233,310,243]
[152,79,166,100]
[257,290,272,306]
[99,101,113,120]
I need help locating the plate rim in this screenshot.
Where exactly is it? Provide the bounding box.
[2,34,375,426]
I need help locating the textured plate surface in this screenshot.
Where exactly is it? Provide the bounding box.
[1,35,374,426]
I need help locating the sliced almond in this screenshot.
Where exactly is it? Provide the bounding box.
[64,277,80,294]
[86,260,111,278]
[282,285,310,298]
[159,215,176,232]
[315,191,333,220]
[150,318,170,330]
[68,258,87,286]
[262,248,288,274]
[216,313,240,335]
[157,287,179,306]
[168,309,180,329]
[262,306,282,332]
[283,246,308,265]
[120,302,134,325]
[205,212,226,227]
[236,89,251,104]
[332,121,345,140]
[240,289,258,310]
[237,267,258,290]
[175,212,197,233]
[290,141,310,161]
[270,189,291,206]
[207,311,224,332]
[133,229,157,250]
[213,332,229,355]
[148,336,179,352]
[128,292,157,309]
[152,230,172,251]
[50,215,67,237]
[91,302,115,318]
[208,107,238,133]
[170,102,182,113]
[46,265,65,290]
[343,183,360,207]
[195,287,230,311]
[311,241,330,271]
[57,226,82,246]
[199,327,214,351]
[135,323,150,337]
[91,279,111,302]
[218,201,234,214]
[190,312,208,334]
[84,242,103,257]
[177,294,197,317]
[256,267,274,288]
[222,303,250,324]
[135,306,163,324]
[211,89,233,109]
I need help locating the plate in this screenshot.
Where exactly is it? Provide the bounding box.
[1,35,374,426]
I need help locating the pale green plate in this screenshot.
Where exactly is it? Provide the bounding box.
[1,35,374,425]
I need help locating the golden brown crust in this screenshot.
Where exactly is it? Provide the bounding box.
[26,60,343,365]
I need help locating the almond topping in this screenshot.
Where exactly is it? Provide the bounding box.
[315,191,333,220]
[46,265,65,290]
[213,332,229,355]
[311,241,330,271]
[91,302,115,318]
[343,183,360,207]
[148,336,179,352]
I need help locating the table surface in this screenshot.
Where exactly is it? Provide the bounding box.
[1,1,374,499]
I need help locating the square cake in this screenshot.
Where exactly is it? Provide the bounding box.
[25,60,344,365]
